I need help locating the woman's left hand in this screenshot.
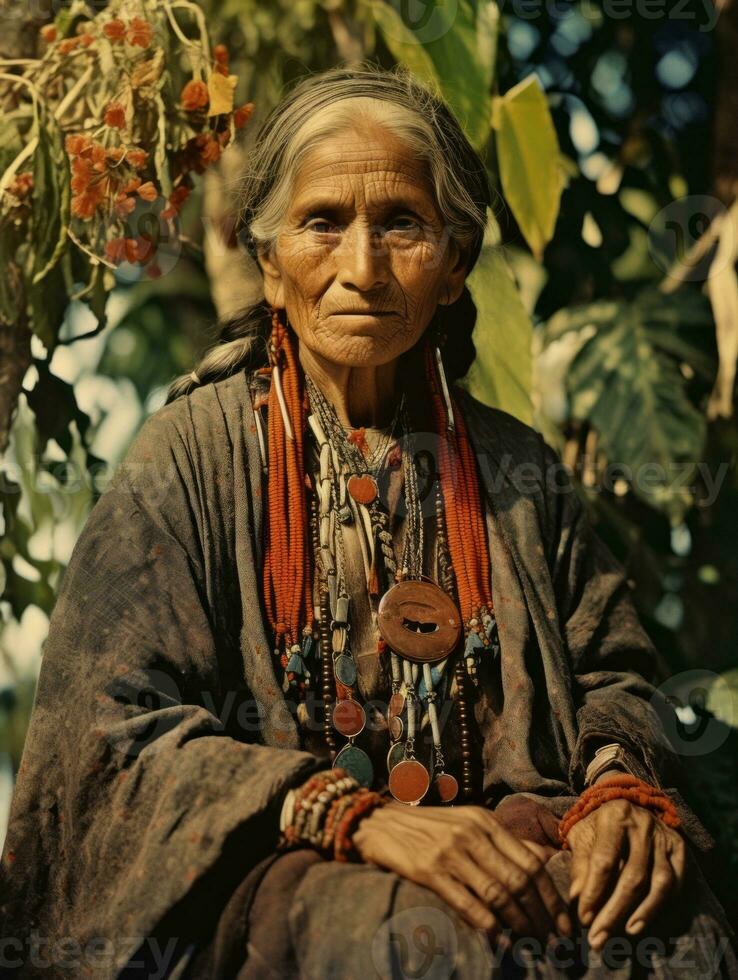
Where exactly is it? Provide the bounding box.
[567,799,687,950]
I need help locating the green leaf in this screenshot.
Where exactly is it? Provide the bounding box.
[459,244,533,424]
[0,118,29,325]
[28,107,70,337]
[371,0,497,151]
[707,669,738,729]
[541,288,717,521]
[492,75,562,260]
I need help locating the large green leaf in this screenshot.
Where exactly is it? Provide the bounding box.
[26,107,70,349]
[459,244,533,424]
[370,0,497,150]
[541,289,717,520]
[492,75,562,260]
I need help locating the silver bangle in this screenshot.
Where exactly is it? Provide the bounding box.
[585,742,634,786]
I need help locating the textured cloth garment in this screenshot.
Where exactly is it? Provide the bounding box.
[0,369,733,978]
[190,795,737,980]
[279,834,737,980]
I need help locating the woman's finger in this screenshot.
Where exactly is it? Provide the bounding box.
[479,813,572,937]
[668,831,687,887]
[568,826,592,903]
[423,871,501,934]
[587,813,652,948]
[624,831,675,935]
[577,806,627,925]
[453,849,546,941]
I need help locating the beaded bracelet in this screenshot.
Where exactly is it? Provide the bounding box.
[280,769,359,849]
[334,789,388,863]
[559,773,681,849]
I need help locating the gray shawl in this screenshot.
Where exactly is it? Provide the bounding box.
[0,369,706,976]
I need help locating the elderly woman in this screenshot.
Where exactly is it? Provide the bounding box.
[1,65,735,979]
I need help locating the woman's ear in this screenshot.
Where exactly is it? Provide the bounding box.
[440,240,470,306]
[257,248,285,308]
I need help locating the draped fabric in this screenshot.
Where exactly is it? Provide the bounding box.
[0,369,729,977]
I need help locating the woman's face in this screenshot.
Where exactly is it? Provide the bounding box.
[257,124,469,369]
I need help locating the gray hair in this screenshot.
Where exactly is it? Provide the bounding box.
[167,62,492,403]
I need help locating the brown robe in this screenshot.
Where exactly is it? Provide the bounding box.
[0,369,733,977]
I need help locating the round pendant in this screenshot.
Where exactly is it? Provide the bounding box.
[334,744,373,788]
[433,771,459,804]
[386,741,405,772]
[332,699,366,738]
[378,580,462,664]
[347,473,378,505]
[388,692,405,718]
[334,653,357,687]
[388,714,404,742]
[389,759,430,805]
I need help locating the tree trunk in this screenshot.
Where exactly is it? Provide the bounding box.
[0,314,32,454]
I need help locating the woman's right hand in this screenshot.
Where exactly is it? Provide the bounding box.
[352,801,572,943]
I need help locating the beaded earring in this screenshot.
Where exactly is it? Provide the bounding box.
[262,306,318,691]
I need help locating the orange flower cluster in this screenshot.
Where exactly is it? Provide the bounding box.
[234,102,255,129]
[181,80,209,112]
[104,102,127,130]
[58,33,95,54]
[7,172,34,200]
[213,44,230,76]
[66,133,154,222]
[161,185,191,221]
[104,234,157,264]
[102,16,152,48]
[41,13,152,54]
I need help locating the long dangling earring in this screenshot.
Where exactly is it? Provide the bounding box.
[433,289,455,432]
[269,306,294,441]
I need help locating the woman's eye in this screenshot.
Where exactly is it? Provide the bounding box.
[308,219,341,234]
[387,216,422,234]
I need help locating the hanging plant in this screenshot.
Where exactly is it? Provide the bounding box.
[0,0,255,361]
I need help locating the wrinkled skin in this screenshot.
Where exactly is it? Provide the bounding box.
[257,121,468,427]
[568,797,686,949]
[258,122,686,946]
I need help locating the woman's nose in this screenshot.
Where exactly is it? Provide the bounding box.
[334,222,389,291]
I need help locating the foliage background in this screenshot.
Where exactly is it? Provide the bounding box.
[1,0,737,922]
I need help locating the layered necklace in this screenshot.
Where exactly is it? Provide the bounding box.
[261,308,499,804]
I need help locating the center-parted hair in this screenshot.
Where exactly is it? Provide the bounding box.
[167,62,494,403]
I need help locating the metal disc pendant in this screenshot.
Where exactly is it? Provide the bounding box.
[347,473,378,505]
[378,580,462,664]
[433,772,459,804]
[334,653,357,687]
[388,692,405,718]
[389,759,430,805]
[332,699,366,738]
[386,741,405,772]
[334,744,373,788]
[388,714,404,742]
